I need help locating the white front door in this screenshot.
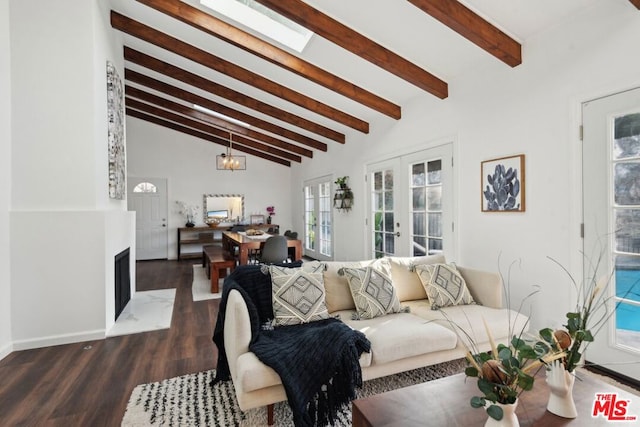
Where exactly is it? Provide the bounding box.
[128,177,168,260]
[366,143,455,259]
[582,87,640,380]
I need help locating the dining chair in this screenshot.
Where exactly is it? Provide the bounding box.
[258,235,288,264]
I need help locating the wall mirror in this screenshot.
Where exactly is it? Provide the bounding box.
[203,194,244,222]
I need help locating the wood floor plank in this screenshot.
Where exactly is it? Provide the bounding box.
[0,259,219,427]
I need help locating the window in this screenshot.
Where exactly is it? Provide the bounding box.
[200,0,313,52]
[132,182,157,193]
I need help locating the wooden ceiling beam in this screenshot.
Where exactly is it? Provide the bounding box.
[125,98,302,163]
[407,0,522,67]
[111,11,369,133]
[134,0,401,119]
[124,47,344,144]
[127,108,291,166]
[125,86,310,159]
[253,0,448,99]
[125,68,327,151]
[630,0,640,9]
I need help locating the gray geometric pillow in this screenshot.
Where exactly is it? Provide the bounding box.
[269,265,330,326]
[414,263,475,310]
[341,263,404,319]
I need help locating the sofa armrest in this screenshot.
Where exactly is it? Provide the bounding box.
[457,266,503,309]
[224,289,253,380]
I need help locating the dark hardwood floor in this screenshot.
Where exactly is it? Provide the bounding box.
[0,259,219,427]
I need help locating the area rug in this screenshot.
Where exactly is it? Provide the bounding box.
[121,359,467,426]
[107,289,175,337]
[192,265,223,301]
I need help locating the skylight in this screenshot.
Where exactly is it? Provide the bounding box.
[200,0,313,53]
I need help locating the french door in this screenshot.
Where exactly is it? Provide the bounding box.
[366,143,454,259]
[582,87,640,380]
[303,176,333,260]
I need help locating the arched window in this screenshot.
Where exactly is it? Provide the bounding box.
[132,182,157,193]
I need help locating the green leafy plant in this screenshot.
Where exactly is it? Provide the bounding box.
[334,176,348,188]
[464,326,563,420]
[539,248,639,373]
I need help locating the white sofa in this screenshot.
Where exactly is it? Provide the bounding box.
[223,254,529,414]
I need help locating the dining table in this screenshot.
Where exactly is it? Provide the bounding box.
[222,231,302,265]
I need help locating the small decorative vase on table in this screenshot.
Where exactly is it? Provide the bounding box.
[185,214,195,227]
[267,215,272,224]
[484,400,519,427]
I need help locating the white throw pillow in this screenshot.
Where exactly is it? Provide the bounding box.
[269,265,330,326]
[340,261,406,319]
[414,263,475,310]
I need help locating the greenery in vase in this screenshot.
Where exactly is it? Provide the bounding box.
[334,176,348,188]
[539,250,639,373]
[465,326,564,420]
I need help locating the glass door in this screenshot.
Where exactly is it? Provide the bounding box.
[367,143,454,259]
[303,176,333,260]
[582,87,640,380]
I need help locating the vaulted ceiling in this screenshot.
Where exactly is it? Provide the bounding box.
[110,0,639,167]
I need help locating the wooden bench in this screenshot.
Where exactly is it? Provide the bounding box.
[202,245,236,293]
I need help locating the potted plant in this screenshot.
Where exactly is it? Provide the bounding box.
[176,201,199,227]
[464,323,564,424]
[335,176,348,189]
[266,206,275,224]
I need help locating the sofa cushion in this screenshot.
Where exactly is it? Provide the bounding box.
[415,263,475,309]
[387,254,446,302]
[341,262,405,319]
[334,310,458,365]
[269,265,330,326]
[404,300,530,348]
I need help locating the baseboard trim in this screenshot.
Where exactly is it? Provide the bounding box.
[0,341,13,361]
[585,360,640,392]
[12,329,105,351]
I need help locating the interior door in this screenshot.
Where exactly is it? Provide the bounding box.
[128,177,168,260]
[582,87,640,380]
[366,143,454,259]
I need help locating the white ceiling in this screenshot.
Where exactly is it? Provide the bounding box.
[109,0,608,162]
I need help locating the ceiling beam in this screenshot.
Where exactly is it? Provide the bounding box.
[125,68,327,151]
[407,0,521,67]
[630,0,640,9]
[253,0,448,99]
[125,86,310,159]
[127,108,291,166]
[111,11,369,133]
[134,0,401,120]
[126,98,301,163]
[124,47,344,144]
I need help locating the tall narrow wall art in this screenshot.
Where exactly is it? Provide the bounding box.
[107,61,126,199]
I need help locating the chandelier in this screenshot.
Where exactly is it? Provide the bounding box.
[221,132,241,171]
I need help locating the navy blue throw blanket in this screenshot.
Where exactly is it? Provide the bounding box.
[211,264,371,427]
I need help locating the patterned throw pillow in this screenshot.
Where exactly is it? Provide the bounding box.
[340,263,405,319]
[414,263,475,310]
[269,265,330,326]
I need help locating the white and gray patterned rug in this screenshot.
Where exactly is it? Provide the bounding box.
[121,359,467,426]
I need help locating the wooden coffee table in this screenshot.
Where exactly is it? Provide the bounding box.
[352,369,639,426]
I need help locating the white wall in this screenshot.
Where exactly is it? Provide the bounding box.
[126,117,293,259]
[8,0,134,350]
[0,0,13,360]
[291,1,640,330]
